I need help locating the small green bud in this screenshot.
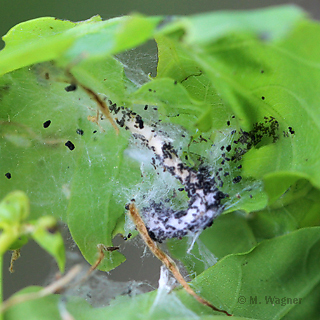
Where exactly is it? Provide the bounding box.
[0,191,30,227]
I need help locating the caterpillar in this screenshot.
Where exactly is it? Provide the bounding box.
[108,102,226,242]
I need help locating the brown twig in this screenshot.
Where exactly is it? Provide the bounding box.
[127,202,232,316]
[87,244,119,276]
[78,84,119,135]
[87,244,106,275]
[65,71,119,134]
[9,249,21,273]
[45,244,119,297]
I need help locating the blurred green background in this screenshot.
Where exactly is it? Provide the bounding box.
[1,0,319,303]
[1,0,319,43]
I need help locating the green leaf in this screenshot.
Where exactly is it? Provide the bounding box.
[155,35,232,132]
[3,286,63,320]
[60,15,161,66]
[0,192,65,269]
[187,227,320,319]
[68,54,129,105]
[0,191,29,254]
[3,287,251,320]
[0,14,161,77]
[113,15,162,53]
[0,191,29,226]
[0,65,84,222]
[154,7,316,210]
[132,78,203,117]
[168,212,257,276]
[31,216,65,272]
[248,185,320,242]
[66,128,141,271]
[170,183,320,276]
[8,235,29,251]
[0,17,77,76]
[159,5,306,45]
[165,14,320,202]
[0,60,142,271]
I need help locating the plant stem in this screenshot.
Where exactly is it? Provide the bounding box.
[0,265,81,314]
[0,254,3,320]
